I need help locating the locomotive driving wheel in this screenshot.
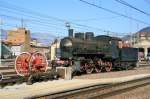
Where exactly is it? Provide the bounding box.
[15,52,31,76]
[85,63,94,74]
[95,59,103,73]
[105,61,112,72]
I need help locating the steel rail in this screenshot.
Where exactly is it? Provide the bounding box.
[32,76,150,99]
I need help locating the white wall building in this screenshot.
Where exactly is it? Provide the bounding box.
[50,40,60,60]
[11,45,23,56]
[132,27,150,60]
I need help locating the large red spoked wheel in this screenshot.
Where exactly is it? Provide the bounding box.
[29,52,48,73]
[15,52,31,76]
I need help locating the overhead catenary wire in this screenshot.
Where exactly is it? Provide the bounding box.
[0,6,104,33]
[0,15,66,44]
[0,0,130,36]
[79,0,150,25]
[1,25,65,38]
[114,0,150,17]
[0,6,107,33]
[1,23,18,28]
[0,14,66,30]
[69,16,119,22]
[0,14,67,37]
[0,14,65,27]
[0,6,66,32]
[0,3,64,45]
[0,0,66,23]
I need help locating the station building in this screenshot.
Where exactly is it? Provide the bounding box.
[4,28,31,56]
[132,26,150,60]
[2,28,50,58]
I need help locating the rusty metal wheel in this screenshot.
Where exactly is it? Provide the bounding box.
[15,52,31,76]
[105,61,112,72]
[29,52,48,73]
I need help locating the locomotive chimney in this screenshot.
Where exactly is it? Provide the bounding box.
[68,29,74,38]
[65,22,73,38]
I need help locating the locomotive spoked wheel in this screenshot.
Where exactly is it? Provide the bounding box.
[105,61,112,72]
[85,63,94,74]
[15,52,31,76]
[29,52,48,73]
[95,66,102,73]
[95,60,103,73]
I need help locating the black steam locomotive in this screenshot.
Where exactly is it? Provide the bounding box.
[55,32,138,74]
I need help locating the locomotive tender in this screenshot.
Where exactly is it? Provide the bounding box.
[58,32,138,74]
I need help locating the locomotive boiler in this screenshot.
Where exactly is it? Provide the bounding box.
[56,32,138,74]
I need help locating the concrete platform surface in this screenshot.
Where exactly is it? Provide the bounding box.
[0,74,150,99]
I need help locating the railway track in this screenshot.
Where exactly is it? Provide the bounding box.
[0,66,149,88]
[0,58,149,88]
[0,66,24,87]
[33,76,150,99]
[0,59,23,87]
[1,59,15,67]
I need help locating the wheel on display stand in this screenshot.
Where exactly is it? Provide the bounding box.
[15,52,49,84]
[15,52,31,77]
[29,52,48,73]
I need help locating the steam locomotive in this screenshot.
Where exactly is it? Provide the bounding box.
[14,32,138,84]
[55,32,138,74]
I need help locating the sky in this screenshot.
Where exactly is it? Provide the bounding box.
[0,0,150,45]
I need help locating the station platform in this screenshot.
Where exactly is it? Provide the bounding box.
[0,74,150,99]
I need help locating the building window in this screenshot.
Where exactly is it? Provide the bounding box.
[25,31,27,34]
